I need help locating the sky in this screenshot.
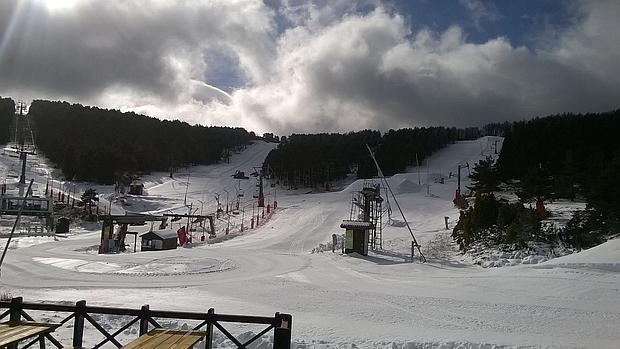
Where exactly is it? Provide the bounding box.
[0,0,619,134]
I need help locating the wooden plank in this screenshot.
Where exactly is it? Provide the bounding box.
[156,330,186,349]
[124,329,174,349]
[0,322,59,347]
[123,328,206,349]
[169,331,205,349]
[123,329,169,349]
[159,329,204,349]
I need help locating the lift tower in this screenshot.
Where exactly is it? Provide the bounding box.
[12,102,36,185]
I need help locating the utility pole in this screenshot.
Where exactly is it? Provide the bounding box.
[258,172,264,207]
[214,193,221,218]
[183,171,191,206]
[455,163,470,202]
[416,153,421,185]
[223,189,229,214]
[241,205,245,232]
[16,102,27,185]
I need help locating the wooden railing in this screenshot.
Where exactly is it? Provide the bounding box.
[0,297,292,349]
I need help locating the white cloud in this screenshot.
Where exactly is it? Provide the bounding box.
[202,2,620,133]
[1,0,619,134]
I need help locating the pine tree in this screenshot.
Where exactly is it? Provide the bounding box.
[468,156,500,193]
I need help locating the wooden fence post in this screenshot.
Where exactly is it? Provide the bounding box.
[139,304,150,336]
[9,297,22,323]
[273,312,292,349]
[8,297,23,349]
[205,308,214,349]
[73,300,86,349]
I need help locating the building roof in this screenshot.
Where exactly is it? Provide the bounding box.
[140,230,178,240]
[340,220,374,229]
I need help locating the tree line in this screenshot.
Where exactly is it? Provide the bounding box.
[0,97,15,145]
[264,127,481,189]
[29,100,254,183]
[497,110,620,249]
[453,110,620,250]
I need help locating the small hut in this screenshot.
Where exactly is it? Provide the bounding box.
[140,230,177,251]
[55,217,70,234]
[340,220,374,256]
[129,181,144,195]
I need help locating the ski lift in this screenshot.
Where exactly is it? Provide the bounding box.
[232,170,250,180]
[270,183,276,188]
[192,217,204,224]
[170,216,182,222]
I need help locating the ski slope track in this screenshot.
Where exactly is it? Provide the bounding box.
[1,138,619,348]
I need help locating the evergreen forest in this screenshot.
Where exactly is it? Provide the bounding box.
[264,127,481,189]
[453,110,620,250]
[0,97,15,145]
[28,100,254,183]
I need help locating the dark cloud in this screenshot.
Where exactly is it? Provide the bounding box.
[0,0,275,104]
[1,0,619,133]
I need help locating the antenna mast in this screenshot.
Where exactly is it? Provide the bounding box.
[366,144,425,262]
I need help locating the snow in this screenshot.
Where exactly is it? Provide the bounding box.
[536,238,620,272]
[1,136,619,348]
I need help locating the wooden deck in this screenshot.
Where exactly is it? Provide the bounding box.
[123,328,207,349]
[0,321,59,348]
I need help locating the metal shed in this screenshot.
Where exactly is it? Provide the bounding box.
[129,181,144,195]
[340,220,374,256]
[140,230,178,251]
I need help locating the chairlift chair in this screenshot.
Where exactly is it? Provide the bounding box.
[232,171,250,180]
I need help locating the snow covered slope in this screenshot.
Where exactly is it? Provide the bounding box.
[1,137,619,348]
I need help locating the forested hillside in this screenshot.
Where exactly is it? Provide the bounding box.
[265,127,481,189]
[497,111,619,199]
[497,110,620,247]
[29,100,254,183]
[453,110,620,251]
[265,130,381,189]
[0,97,15,145]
